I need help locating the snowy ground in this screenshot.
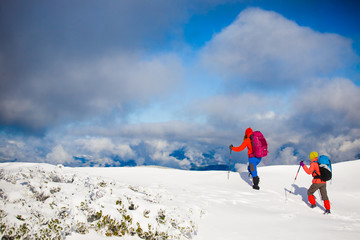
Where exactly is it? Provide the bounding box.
[1,160,360,239]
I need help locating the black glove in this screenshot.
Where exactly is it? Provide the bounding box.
[229,144,233,150]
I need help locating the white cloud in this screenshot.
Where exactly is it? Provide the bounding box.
[291,78,360,130]
[200,8,358,88]
[46,145,72,164]
[314,131,360,162]
[278,147,298,165]
[70,137,136,164]
[77,138,115,154]
[144,139,189,168]
[339,139,360,153]
[189,93,286,130]
[114,144,136,159]
[255,111,276,121]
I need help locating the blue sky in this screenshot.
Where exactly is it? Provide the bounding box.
[1,0,360,168]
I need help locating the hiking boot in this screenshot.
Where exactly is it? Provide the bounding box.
[252,176,260,190]
[324,209,331,214]
[310,204,316,208]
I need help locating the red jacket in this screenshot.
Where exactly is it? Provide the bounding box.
[232,128,253,157]
[302,157,326,184]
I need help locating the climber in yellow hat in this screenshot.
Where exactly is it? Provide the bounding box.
[299,151,331,214]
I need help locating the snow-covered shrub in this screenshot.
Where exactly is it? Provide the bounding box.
[0,164,200,239]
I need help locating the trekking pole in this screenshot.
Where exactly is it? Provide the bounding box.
[228,148,232,180]
[294,164,301,182]
[289,159,303,195]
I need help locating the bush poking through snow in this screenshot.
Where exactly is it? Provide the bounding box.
[0,164,200,239]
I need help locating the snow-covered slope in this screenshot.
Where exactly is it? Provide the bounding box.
[1,160,360,239]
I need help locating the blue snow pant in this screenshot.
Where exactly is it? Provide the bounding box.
[247,157,262,177]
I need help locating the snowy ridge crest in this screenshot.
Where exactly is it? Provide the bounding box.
[0,164,202,239]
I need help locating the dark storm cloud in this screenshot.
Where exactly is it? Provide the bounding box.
[0,52,184,133]
[0,0,237,133]
[0,0,192,132]
[1,0,186,57]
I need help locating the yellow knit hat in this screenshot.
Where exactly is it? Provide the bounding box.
[309,151,318,160]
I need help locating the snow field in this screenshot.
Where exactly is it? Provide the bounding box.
[1,160,360,239]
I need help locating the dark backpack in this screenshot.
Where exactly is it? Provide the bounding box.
[314,155,332,181]
[249,131,268,158]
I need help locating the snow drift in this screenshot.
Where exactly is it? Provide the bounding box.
[0,160,360,239]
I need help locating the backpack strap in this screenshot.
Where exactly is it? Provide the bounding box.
[248,133,255,158]
[312,160,321,179]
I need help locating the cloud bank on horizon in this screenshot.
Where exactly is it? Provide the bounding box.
[1,1,360,169]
